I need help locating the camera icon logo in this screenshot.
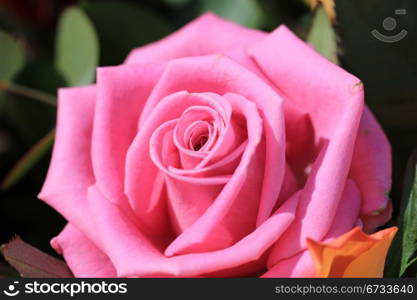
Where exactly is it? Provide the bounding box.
[3,281,20,297]
[371,9,408,43]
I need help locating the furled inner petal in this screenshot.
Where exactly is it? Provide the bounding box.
[125,55,285,248]
[186,121,213,151]
[150,119,231,234]
[148,92,252,237]
[125,91,234,235]
[173,105,223,169]
[177,107,221,154]
[147,92,265,255]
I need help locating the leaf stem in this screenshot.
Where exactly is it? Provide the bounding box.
[0,80,56,106]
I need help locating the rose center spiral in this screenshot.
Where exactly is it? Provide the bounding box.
[192,134,209,151]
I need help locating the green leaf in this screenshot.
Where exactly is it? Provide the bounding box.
[1,130,55,190]
[1,236,73,278]
[55,7,99,86]
[385,150,417,277]
[0,30,25,82]
[199,0,262,28]
[400,159,417,276]
[84,1,173,66]
[307,5,339,64]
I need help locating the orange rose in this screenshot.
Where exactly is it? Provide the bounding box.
[307,227,397,277]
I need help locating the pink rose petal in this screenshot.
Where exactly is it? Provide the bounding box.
[51,224,116,278]
[251,25,364,266]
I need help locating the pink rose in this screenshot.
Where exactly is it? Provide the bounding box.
[39,13,391,277]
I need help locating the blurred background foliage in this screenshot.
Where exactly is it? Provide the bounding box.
[0,0,416,277]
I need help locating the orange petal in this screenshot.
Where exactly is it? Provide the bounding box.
[307,227,397,277]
